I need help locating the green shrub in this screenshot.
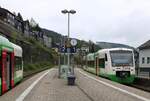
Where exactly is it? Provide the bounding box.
[24,61,53,73]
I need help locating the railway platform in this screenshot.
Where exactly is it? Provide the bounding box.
[0,67,150,101]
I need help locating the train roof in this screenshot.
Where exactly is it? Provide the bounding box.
[0,35,13,49]
[96,48,133,53]
[11,43,22,57]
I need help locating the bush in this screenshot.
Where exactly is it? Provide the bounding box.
[24,61,53,73]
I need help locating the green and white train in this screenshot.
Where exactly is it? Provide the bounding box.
[0,35,23,94]
[83,48,135,84]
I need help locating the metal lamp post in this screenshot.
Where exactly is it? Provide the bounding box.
[61,9,76,72]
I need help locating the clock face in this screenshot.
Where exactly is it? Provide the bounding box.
[70,39,77,46]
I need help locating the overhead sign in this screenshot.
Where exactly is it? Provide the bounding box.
[60,45,76,53]
[60,45,65,53]
[70,46,76,53]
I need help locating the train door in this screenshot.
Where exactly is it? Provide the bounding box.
[99,58,105,75]
[104,53,108,75]
[1,51,14,94]
[6,53,11,90]
[95,57,99,75]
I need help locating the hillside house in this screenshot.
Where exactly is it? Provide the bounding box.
[0,7,23,33]
[43,35,52,48]
[0,7,15,26]
[0,7,53,49]
[23,20,31,37]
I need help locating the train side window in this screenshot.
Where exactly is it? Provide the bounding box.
[99,59,105,68]
[15,57,22,71]
[105,54,108,61]
[0,56,1,77]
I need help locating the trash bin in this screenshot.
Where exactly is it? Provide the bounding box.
[67,74,76,85]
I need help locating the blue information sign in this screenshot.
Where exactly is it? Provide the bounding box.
[70,46,76,53]
[60,46,76,53]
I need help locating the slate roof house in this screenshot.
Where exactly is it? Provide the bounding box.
[0,7,15,26]
[138,40,150,72]
[43,34,52,48]
[23,20,31,37]
[0,7,53,49]
[0,7,24,33]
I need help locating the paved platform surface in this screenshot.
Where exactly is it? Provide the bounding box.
[23,69,91,101]
[0,69,51,101]
[0,67,149,101]
[0,68,91,101]
[76,69,150,101]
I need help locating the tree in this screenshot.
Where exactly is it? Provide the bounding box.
[30,18,37,27]
[89,40,95,53]
[35,24,41,31]
[29,18,41,31]
[17,13,23,21]
[31,24,41,31]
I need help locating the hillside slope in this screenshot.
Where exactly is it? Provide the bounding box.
[96,42,134,49]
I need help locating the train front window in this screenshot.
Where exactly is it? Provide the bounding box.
[110,51,133,67]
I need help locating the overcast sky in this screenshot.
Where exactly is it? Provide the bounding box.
[1,0,150,47]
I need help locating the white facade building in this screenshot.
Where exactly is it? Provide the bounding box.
[139,49,150,68]
[43,35,52,48]
[138,40,150,73]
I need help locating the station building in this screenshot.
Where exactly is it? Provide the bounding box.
[138,40,150,73]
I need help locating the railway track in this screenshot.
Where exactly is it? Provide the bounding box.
[129,78,150,92]
[129,84,150,92]
[84,69,150,92]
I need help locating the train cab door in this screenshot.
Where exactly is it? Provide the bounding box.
[104,53,108,75]
[95,57,99,75]
[6,53,11,90]
[1,51,14,94]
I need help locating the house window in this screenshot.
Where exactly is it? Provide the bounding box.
[147,57,150,64]
[142,57,145,64]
